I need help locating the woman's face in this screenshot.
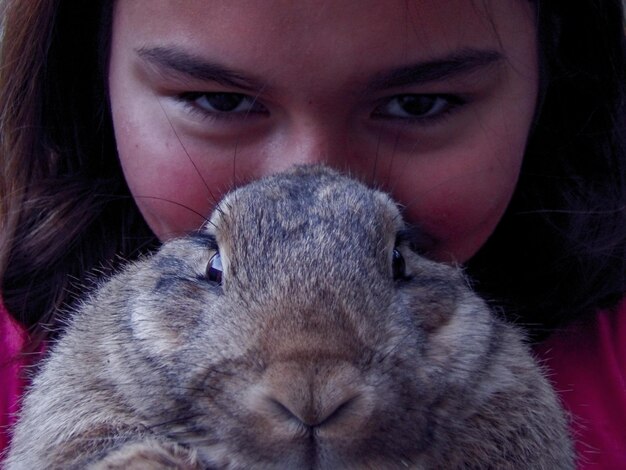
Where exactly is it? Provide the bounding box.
[109,0,538,263]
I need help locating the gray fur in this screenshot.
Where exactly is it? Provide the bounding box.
[4,165,574,469]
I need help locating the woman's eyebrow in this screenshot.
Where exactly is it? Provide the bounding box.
[365,49,503,92]
[136,45,502,94]
[136,46,265,92]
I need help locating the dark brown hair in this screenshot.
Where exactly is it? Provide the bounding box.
[467,0,626,339]
[0,0,156,341]
[0,0,624,345]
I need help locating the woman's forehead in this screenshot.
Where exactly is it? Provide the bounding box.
[111,0,532,65]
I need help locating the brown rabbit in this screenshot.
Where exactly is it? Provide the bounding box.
[4,165,574,469]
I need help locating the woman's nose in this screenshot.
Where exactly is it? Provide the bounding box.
[262,119,352,174]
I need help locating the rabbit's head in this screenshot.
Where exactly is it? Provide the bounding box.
[117,165,553,468]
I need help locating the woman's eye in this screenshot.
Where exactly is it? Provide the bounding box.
[206,252,223,284]
[373,94,460,121]
[180,92,267,117]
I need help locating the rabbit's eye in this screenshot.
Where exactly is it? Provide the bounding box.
[206,252,223,284]
[392,248,406,280]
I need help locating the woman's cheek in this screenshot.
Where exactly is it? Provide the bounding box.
[115,125,228,240]
[408,189,511,263]
[396,152,523,263]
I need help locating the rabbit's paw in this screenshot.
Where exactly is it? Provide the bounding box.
[90,439,201,470]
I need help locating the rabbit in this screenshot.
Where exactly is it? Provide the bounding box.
[4,165,574,469]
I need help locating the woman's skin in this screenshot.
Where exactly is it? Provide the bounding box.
[108,0,539,263]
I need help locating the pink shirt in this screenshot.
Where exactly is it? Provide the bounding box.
[535,297,626,468]
[0,303,28,456]
[1,299,625,466]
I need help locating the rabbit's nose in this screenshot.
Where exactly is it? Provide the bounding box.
[268,388,358,429]
[245,360,375,437]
